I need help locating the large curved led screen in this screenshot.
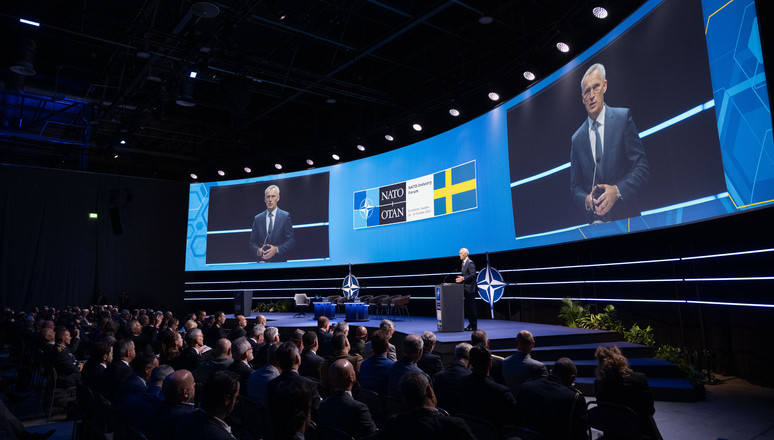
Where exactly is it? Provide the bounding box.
[186,0,773,271]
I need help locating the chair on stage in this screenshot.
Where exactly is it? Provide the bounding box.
[587,400,645,440]
[293,293,311,317]
[388,295,411,321]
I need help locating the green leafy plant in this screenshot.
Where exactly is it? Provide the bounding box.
[252,300,293,313]
[559,298,589,327]
[656,345,705,391]
[623,323,655,346]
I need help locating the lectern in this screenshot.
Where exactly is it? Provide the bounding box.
[234,290,252,316]
[435,283,464,332]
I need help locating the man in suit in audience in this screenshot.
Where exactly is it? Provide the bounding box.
[299,331,325,380]
[178,328,205,372]
[518,357,589,440]
[349,326,368,358]
[418,331,444,380]
[175,371,239,440]
[247,324,265,360]
[502,330,548,397]
[322,333,363,388]
[458,345,519,431]
[247,342,281,405]
[433,342,472,414]
[268,342,321,420]
[96,338,135,401]
[359,330,395,395]
[319,359,377,438]
[316,316,334,359]
[253,326,280,367]
[125,364,173,435]
[205,311,227,347]
[49,327,82,387]
[81,341,112,388]
[364,320,397,361]
[471,329,505,385]
[114,351,158,406]
[228,315,247,341]
[194,338,233,385]
[148,369,196,440]
[227,337,254,394]
[388,333,428,397]
[372,371,476,440]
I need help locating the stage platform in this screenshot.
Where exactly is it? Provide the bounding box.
[228,312,698,402]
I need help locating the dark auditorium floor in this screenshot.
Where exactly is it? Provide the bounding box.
[23,374,774,440]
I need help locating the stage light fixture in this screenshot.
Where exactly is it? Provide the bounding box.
[449,108,460,117]
[523,71,536,81]
[557,42,570,53]
[306,159,314,166]
[189,71,198,79]
[593,7,608,19]
[120,139,126,145]
[412,123,423,132]
[356,144,365,151]
[478,15,493,25]
[217,170,225,176]
[332,154,340,161]
[9,38,37,76]
[385,135,394,141]
[19,18,40,27]
[113,154,119,159]
[190,173,198,180]
[274,163,283,170]
[488,92,500,101]
[244,167,251,173]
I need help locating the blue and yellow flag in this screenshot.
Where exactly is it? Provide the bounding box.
[433,161,477,215]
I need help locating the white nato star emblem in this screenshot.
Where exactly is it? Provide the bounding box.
[358,198,375,219]
[342,274,360,300]
[476,265,507,304]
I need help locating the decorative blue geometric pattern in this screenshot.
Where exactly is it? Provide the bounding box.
[477,264,507,318]
[342,274,360,300]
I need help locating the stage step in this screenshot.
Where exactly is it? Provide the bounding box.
[542,358,686,379]
[528,341,656,361]
[574,376,698,402]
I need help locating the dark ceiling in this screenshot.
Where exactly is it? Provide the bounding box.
[1,0,645,181]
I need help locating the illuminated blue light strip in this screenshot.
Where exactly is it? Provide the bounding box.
[682,248,774,261]
[640,193,729,216]
[509,100,716,188]
[638,100,715,138]
[514,224,587,240]
[685,277,774,282]
[510,163,571,187]
[504,257,680,272]
[686,300,774,308]
[20,18,40,27]
[207,222,329,234]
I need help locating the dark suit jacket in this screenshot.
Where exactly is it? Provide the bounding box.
[316,329,334,358]
[502,351,548,397]
[373,407,476,440]
[458,372,518,430]
[148,402,195,440]
[175,408,235,440]
[178,347,203,372]
[359,353,394,395]
[249,208,295,262]
[228,326,246,341]
[96,360,134,401]
[461,259,477,295]
[318,390,377,439]
[418,352,444,379]
[267,370,321,419]
[114,374,146,406]
[299,350,326,380]
[227,360,254,395]
[518,375,589,440]
[387,359,426,398]
[570,105,649,222]
[433,361,471,414]
[49,343,81,387]
[81,361,106,388]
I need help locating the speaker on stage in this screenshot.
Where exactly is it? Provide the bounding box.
[234,290,252,315]
[435,283,464,332]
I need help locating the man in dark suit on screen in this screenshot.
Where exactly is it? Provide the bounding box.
[455,248,477,331]
[570,63,649,224]
[249,184,295,262]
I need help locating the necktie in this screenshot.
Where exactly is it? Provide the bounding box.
[592,120,602,161]
[267,212,274,236]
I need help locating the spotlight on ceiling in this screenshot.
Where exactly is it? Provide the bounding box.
[385,135,394,141]
[176,78,196,107]
[306,159,314,166]
[244,167,252,173]
[478,15,493,25]
[217,170,225,176]
[356,144,366,151]
[191,2,220,18]
[190,173,198,180]
[120,139,126,145]
[488,92,500,101]
[113,154,119,159]
[412,123,423,132]
[9,38,37,76]
[523,71,536,81]
[189,70,198,79]
[332,154,340,161]
[593,7,608,19]
[449,108,460,117]
[274,163,283,170]
[556,42,570,53]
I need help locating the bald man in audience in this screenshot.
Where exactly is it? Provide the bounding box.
[388,333,428,398]
[194,338,233,385]
[148,369,196,440]
[502,329,548,396]
[319,359,377,438]
[228,315,247,340]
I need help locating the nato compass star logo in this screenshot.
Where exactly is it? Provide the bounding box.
[358,198,375,219]
[342,274,361,300]
[476,265,507,305]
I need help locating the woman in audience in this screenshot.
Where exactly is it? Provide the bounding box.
[594,345,662,440]
[160,330,184,368]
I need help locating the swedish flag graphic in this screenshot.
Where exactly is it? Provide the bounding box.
[433,161,477,215]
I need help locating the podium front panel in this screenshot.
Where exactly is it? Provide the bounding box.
[435,283,464,332]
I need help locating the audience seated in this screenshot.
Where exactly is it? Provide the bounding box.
[204,311,227,347]
[470,329,506,385]
[48,327,82,387]
[322,333,363,389]
[299,331,325,380]
[433,342,472,414]
[316,316,334,359]
[175,370,239,440]
[387,333,427,397]
[148,369,196,440]
[349,325,368,358]
[359,330,395,395]
[247,340,281,405]
[114,351,159,407]
[178,328,205,372]
[95,338,135,401]
[418,331,444,380]
[124,364,174,435]
[364,319,397,361]
[227,337,254,394]
[194,338,233,385]
[318,359,377,439]
[247,323,266,359]
[457,345,519,431]
[268,342,322,427]
[81,341,112,387]
[502,329,548,396]
[518,357,589,440]
[372,370,476,440]
[254,326,280,367]
[228,315,247,341]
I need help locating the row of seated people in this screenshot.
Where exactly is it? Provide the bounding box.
[3,305,660,440]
